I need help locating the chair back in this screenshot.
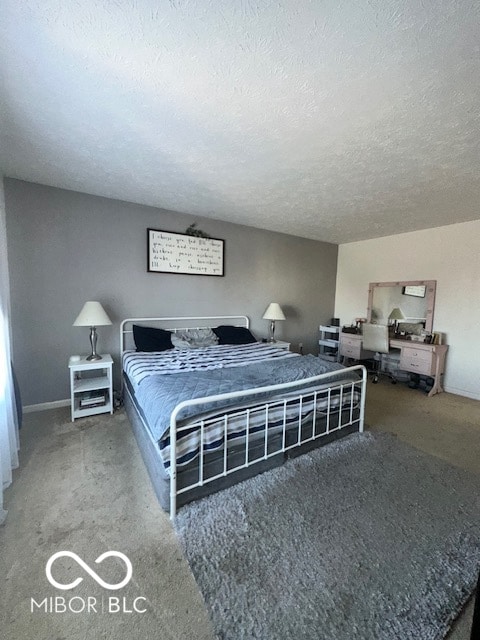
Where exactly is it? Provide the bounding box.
[362,323,389,354]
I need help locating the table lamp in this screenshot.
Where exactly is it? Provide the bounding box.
[73,301,112,360]
[262,303,285,342]
[388,307,405,334]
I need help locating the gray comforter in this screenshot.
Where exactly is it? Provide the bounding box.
[134,355,357,443]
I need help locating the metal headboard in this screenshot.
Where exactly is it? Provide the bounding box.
[120,315,250,355]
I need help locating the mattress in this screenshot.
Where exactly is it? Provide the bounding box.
[123,344,361,473]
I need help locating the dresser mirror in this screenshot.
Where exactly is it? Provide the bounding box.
[367,280,436,333]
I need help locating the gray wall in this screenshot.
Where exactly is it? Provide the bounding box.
[5,178,338,405]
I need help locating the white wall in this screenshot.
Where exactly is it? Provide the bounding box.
[335,220,480,400]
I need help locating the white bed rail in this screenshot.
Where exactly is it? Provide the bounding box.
[169,365,367,518]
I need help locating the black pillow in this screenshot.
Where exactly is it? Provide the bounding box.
[133,325,173,352]
[213,325,257,345]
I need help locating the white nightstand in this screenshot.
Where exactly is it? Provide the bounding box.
[270,340,291,351]
[69,355,113,421]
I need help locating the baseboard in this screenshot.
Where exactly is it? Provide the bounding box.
[23,399,70,413]
[22,387,478,413]
[443,386,480,402]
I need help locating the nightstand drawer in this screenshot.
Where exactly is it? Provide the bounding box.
[400,348,435,376]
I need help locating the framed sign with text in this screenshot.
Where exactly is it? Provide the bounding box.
[402,285,426,298]
[147,228,225,276]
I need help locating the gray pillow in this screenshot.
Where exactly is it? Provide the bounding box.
[171,328,219,349]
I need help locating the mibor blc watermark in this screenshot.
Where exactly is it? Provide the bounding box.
[31,551,147,614]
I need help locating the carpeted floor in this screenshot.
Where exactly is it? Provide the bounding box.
[175,431,480,640]
[0,381,479,639]
[0,408,215,640]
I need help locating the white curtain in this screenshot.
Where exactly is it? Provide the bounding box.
[0,178,19,524]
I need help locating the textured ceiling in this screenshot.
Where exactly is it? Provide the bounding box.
[1,1,479,244]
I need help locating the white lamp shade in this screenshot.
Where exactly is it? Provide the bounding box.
[262,303,286,321]
[388,307,405,321]
[73,301,112,327]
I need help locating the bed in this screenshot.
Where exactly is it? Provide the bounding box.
[121,316,367,518]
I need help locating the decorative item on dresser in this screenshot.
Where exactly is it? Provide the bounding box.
[73,301,112,361]
[262,303,286,342]
[388,307,405,334]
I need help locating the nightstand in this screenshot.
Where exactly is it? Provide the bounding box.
[270,340,291,351]
[69,355,113,421]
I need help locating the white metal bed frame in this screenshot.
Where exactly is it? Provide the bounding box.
[120,316,367,519]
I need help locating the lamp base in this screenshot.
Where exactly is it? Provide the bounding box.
[268,319,276,343]
[87,326,102,361]
[86,353,103,361]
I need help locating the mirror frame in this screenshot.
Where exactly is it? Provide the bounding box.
[367,280,437,333]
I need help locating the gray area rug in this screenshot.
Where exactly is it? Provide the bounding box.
[175,432,480,640]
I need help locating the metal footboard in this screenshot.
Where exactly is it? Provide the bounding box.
[169,365,367,518]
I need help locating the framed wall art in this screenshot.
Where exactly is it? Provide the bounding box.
[402,285,426,298]
[147,228,225,276]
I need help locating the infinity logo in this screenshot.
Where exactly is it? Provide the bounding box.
[46,551,133,591]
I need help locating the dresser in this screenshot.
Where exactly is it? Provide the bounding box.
[339,333,448,397]
[338,333,375,361]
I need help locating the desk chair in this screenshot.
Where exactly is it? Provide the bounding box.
[362,323,396,384]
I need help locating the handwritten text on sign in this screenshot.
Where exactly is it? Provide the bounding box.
[148,229,224,276]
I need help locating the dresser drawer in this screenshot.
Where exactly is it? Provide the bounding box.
[341,336,359,348]
[400,347,435,376]
[339,335,374,360]
[340,343,362,359]
[340,335,361,359]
